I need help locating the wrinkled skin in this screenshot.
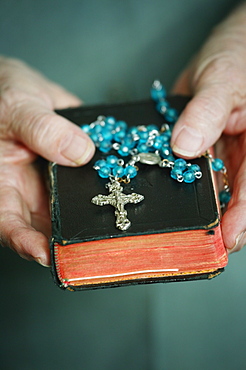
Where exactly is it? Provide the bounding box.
[1,3,246,267]
[172,3,246,253]
[0,57,94,266]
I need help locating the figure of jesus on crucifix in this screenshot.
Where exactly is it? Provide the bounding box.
[91,179,144,231]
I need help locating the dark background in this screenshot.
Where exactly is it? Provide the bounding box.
[1,1,245,369]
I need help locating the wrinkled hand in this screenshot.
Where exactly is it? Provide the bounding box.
[0,57,95,266]
[171,4,246,253]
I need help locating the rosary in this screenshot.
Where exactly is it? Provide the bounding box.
[81,81,231,231]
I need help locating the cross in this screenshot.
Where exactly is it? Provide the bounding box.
[91,179,144,231]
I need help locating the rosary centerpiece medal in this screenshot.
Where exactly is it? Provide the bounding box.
[81,81,231,231]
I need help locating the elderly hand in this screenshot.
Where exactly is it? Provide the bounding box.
[171,3,246,253]
[0,57,95,266]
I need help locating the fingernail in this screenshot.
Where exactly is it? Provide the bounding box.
[35,257,50,268]
[172,126,204,158]
[229,231,246,254]
[61,135,94,165]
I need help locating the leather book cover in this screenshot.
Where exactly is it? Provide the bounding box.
[49,97,228,291]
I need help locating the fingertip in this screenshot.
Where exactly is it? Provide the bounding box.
[49,82,83,109]
[171,88,231,159]
[171,68,192,95]
[54,94,83,110]
[15,108,96,166]
[31,233,51,267]
[228,231,246,254]
[171,125,204,158]
[10,226,51,266]
[222,201,246,253]
[59,133,95,166]
[34,257,51,268]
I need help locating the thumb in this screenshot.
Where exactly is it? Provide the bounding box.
[170,3,246,159]
[8,101,95,166]
[171,83,232,158]
[221,157,246,253]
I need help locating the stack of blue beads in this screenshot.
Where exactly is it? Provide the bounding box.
[93,155,137,180]
[170,159,202,183]
[81,116,176,163]
[150,80,179,123]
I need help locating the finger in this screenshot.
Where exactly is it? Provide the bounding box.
[171,68,192,96]
[171,83,233,158]
[222,156,246,253]
[31,212,51,239]
[1,56,83,110]
[8,102,95,166]
[0,185,50,266]
[0,140,37,164]
[171,9,246,159]
[45,81,83,109]
[224,105,246,135]
[3,221,51,267]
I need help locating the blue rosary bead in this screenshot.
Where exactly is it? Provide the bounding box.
[219,190,231,204]
[153,137,164,150]
[163,129,172,138]
[98,166,111,178]
[101,127,113,141]
[156,99,170,114]
[90,132,100,144]
[137,143,149,153]
[150,88,166,101]
[106,155,118,167]
[189,164,201,173]
[150,82,167,101]
[171,168,183,181]
[147,124,159,132]
[122,136,136,149]
[116,120,128,131]
[166,154,175,162]
[138,130,149,142]
[125,165,137,178]
[160,132,171,143]
[165,108,178,123]
[183,170,196,183]
[98,141,112,153]
[160,146,172,158]
[112,165,125,178]
[93,125,102,134]
[212,158,224,172]
[128,126,139,136]
[118,145,130,156]
[114,130,126,142]
[80,124,91,133]
[173,158,187,172]
[94,159,107,169]
[105,116,116,127]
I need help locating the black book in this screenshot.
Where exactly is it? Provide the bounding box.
[50,97,228,291]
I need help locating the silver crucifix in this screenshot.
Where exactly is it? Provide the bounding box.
[91,179,144,231]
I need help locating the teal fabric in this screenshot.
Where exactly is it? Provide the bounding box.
[0,1,245,369]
